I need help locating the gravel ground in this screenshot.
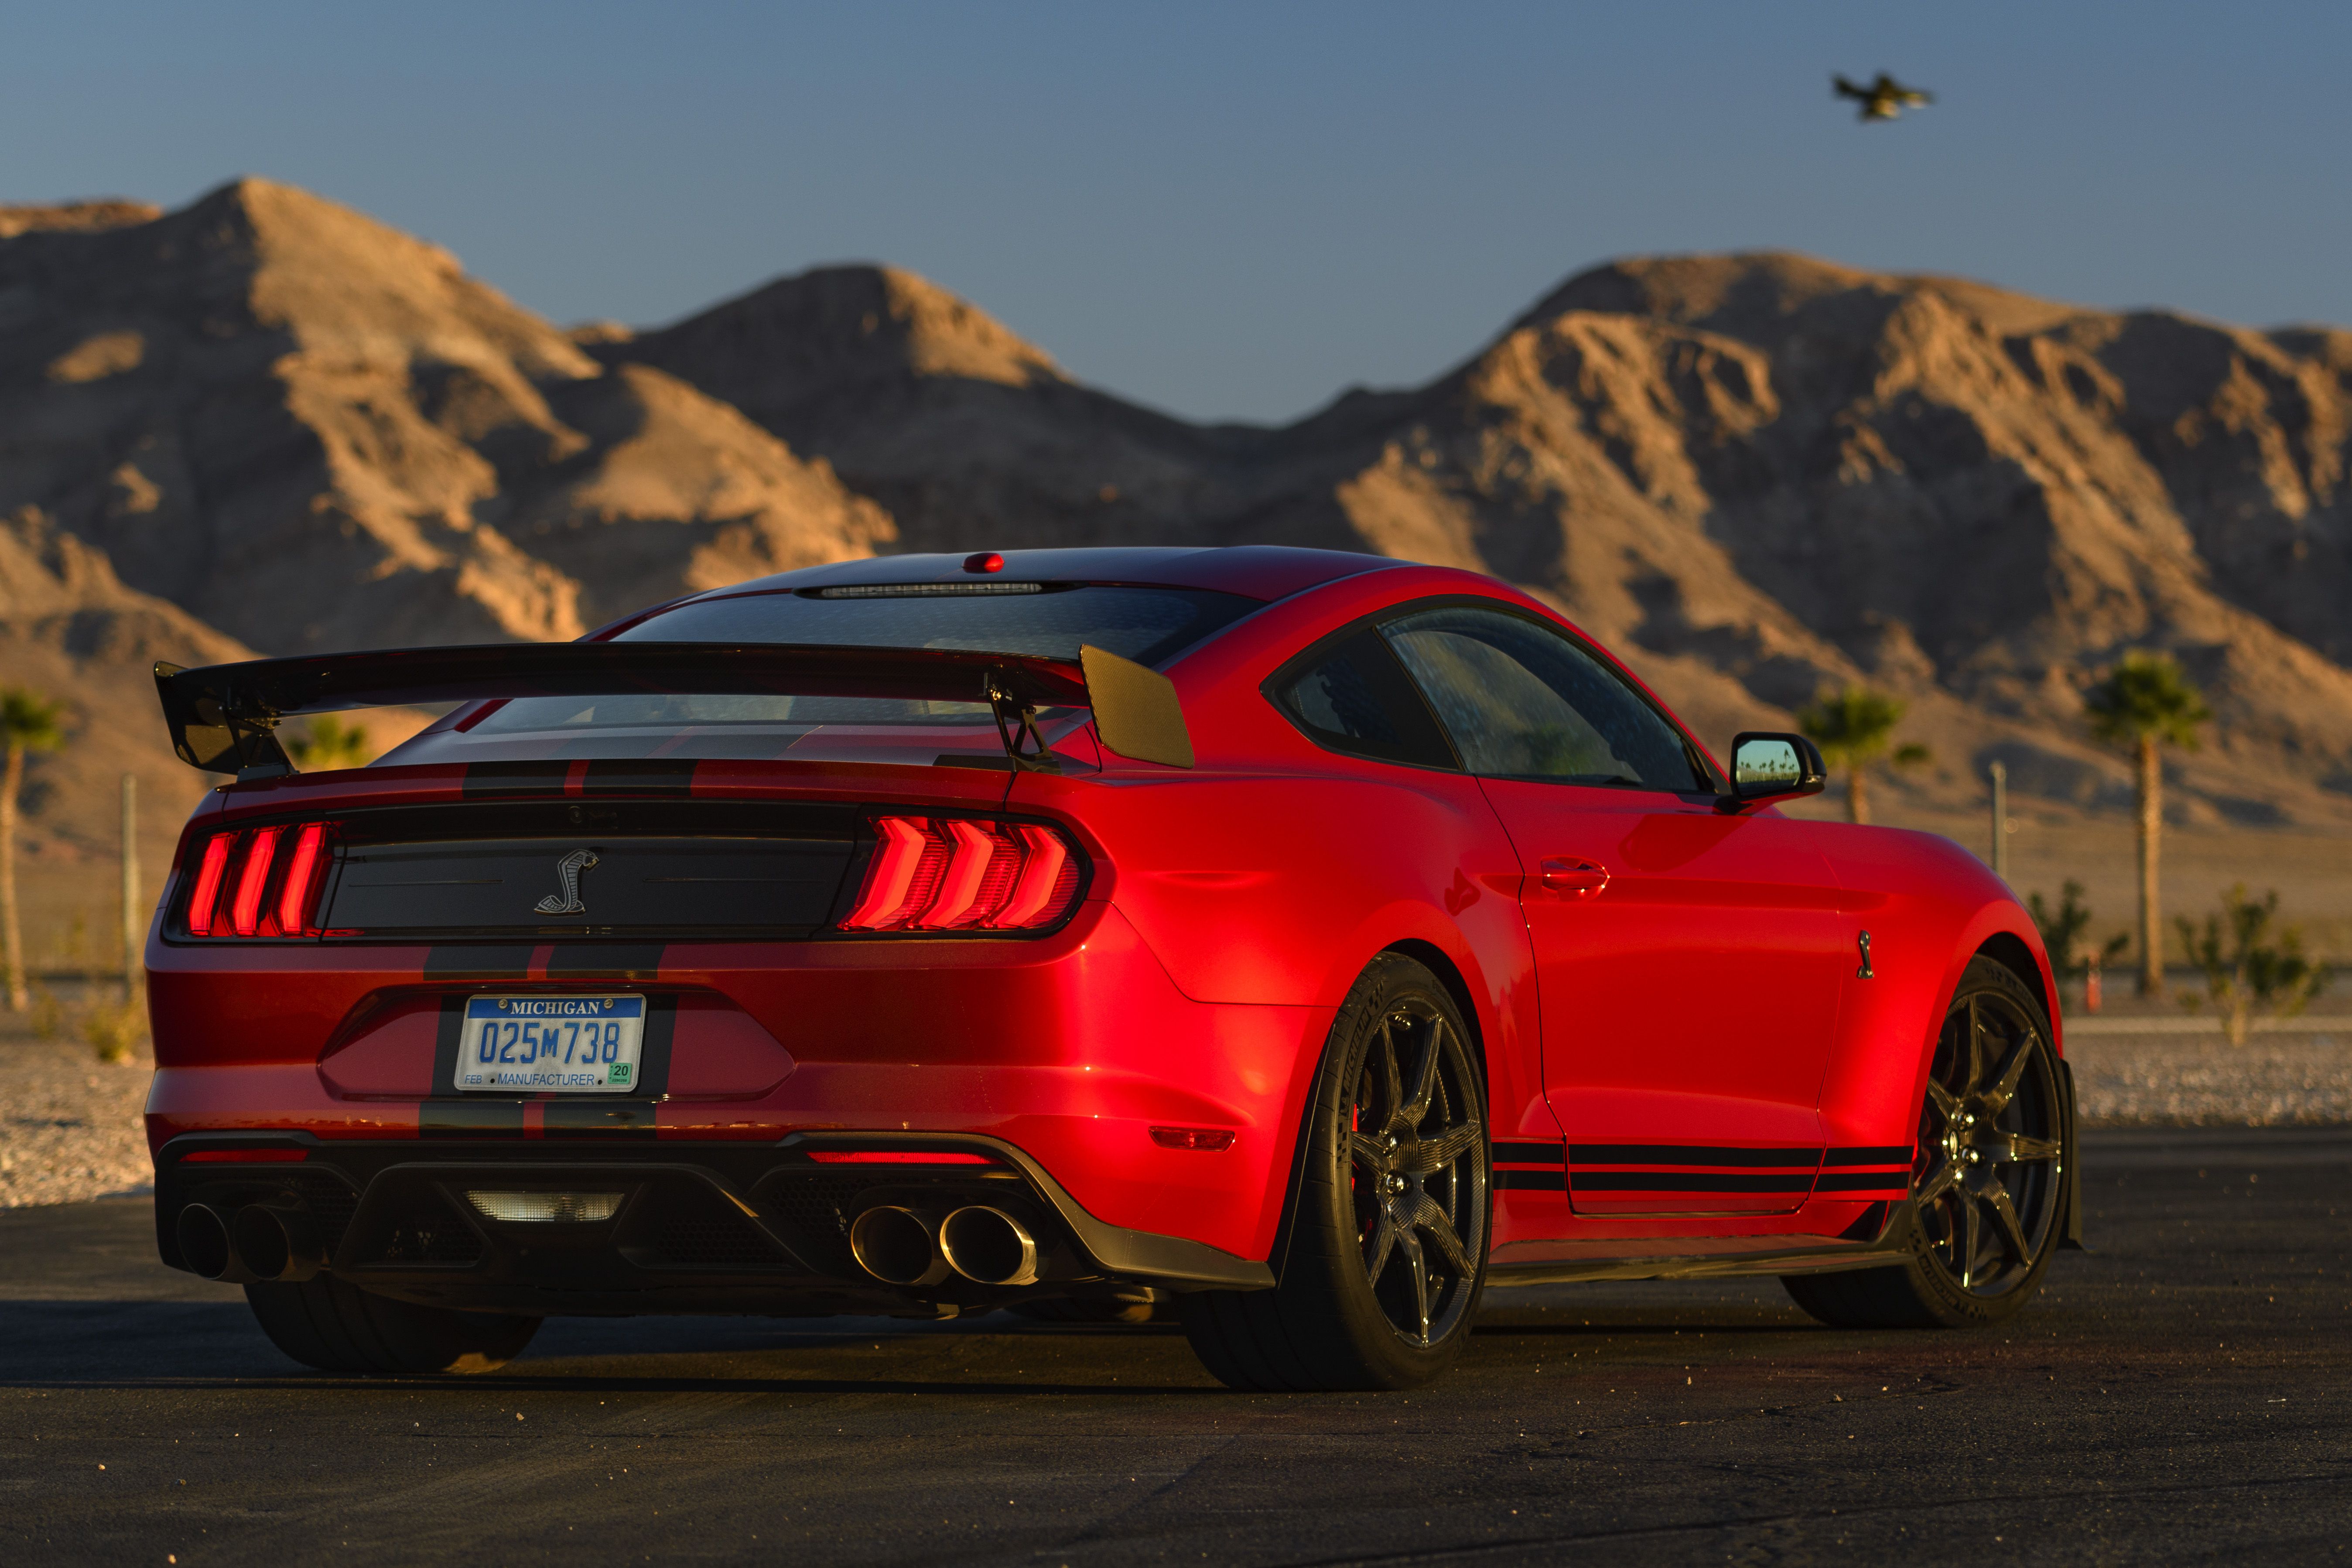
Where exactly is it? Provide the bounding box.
[0,1040,153,1208]
[4,1025,2351,1208]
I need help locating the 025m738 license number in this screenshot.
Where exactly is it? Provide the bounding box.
[455,994,646,1093]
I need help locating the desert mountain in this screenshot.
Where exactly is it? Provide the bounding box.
[611,252,2352,828]
[0,179,892,657]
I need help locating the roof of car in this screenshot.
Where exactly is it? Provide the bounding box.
[679,546,1410,605]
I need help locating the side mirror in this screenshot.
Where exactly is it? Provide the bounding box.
[1722,732,1827,809]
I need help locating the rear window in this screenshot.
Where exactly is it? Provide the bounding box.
[468,583,1257,737]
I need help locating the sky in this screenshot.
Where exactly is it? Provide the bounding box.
[4,1,2348,424]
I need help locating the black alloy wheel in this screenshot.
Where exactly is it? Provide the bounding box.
[1179,953,1490,1390]
[1783,956,2071,1329]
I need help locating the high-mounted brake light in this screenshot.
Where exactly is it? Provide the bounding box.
[181,823,336,939]
[839,815,1083,933]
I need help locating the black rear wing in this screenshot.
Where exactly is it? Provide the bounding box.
[154,640,1194,779]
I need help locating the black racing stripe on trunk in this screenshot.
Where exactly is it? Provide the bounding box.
[431,997,464,1093]
[1814,1172,1913,1192]
[544,944,667,980]
[1569,1144,1822,1168]
[543,1101,659,1139]
[635,995,677,1100]
[1570,1172,1817,1193]
[582,759,699,796]
[418,1101,526,1138]
[462,762,571,799]
[1492,1141,1566,1165]
[424,945,537,980]
[1823,1146,1915,1166]
[1494,1168,1567,1192]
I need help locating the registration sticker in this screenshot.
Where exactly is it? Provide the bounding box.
[455,995,646,1093]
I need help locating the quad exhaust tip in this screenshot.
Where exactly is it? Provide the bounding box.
[177,1201,327,1283]
[939,1206,1039,1287]
[849,1205,1041,1288]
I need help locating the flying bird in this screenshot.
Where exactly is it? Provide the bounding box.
[1834,72,1934,122]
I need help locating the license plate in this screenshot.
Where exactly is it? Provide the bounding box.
[455,995,645,1093]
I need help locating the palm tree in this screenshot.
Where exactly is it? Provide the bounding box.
[2084,652,2210,996]
[2,687,68,1012]
[1796,687,1931,825]
[286,715,373,770]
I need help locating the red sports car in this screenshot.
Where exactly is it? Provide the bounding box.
[145,547,2076,1390]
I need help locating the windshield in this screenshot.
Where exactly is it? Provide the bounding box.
[465,582,1257,738]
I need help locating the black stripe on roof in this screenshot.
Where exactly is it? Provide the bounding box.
[1570,1144,1821,1168]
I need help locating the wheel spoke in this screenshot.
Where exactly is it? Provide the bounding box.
[1987,1132,2061,1164]
[1399,1227,1431,1346]
[1376,1019,1406,1134]
[1402,1016,1446,1125]
[1363,1209,1397,1286]
[1403,1121,1481,1173]
[1925,1078,1960,1120]
[1914,1157,1960,1206]
[1406,1192,1473,1276]
[1959,1191,1984,1287]
[1348,1131,1390,1175]
[1981,1030,2038,1115]
[1986,1183,2032,1263]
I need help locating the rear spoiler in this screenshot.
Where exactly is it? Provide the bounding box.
[153,641,1194,779]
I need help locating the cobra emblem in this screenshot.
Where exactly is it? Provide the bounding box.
[534,849,600,915]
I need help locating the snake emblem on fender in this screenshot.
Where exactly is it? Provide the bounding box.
[534,849,600,915]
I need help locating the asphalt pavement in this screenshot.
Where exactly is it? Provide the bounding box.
[3,1127,2348,1565]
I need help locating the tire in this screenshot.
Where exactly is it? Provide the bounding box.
[246,1277,540,1374]
[1179,953,1490,1391]
[1782,955,2072,1329]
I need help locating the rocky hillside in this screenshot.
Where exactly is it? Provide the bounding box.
[7,178,2352,879]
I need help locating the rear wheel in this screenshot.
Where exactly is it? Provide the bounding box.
[1782,956,2070,1329]
[246,1277,540,1374]
[1179,953,1489,1390]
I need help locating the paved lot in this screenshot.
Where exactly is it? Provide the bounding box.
[2,1127,2348,1566]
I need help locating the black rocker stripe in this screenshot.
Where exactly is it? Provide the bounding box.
[1814,1171,1914,1193]
[1492,1141,1566,1166]
[1572,1171,1818,1193]
[1570,1144,1822,1168]
[1494,1168,1567,1192]
[1823,1146,1914,1167]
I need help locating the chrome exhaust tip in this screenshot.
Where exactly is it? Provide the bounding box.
[939,1206,1039,1287]
[175,1202,255,1283]
[231,1201,325,1283]
[848,1206,950,1288]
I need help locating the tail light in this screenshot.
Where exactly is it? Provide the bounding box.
[182,822,335,939]
[840,815,1082,932]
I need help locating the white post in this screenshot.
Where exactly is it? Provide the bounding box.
[1989,760,2009,882]
[120,772,139,1003]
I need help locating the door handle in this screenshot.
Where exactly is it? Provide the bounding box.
[1538,857,1611,897]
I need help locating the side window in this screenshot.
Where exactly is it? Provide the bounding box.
[1381,605,1704,790]
[1266,626,1459,769]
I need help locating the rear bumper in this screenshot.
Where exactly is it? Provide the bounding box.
[153,1127,1272,1315]
[146,901,1330,1281]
